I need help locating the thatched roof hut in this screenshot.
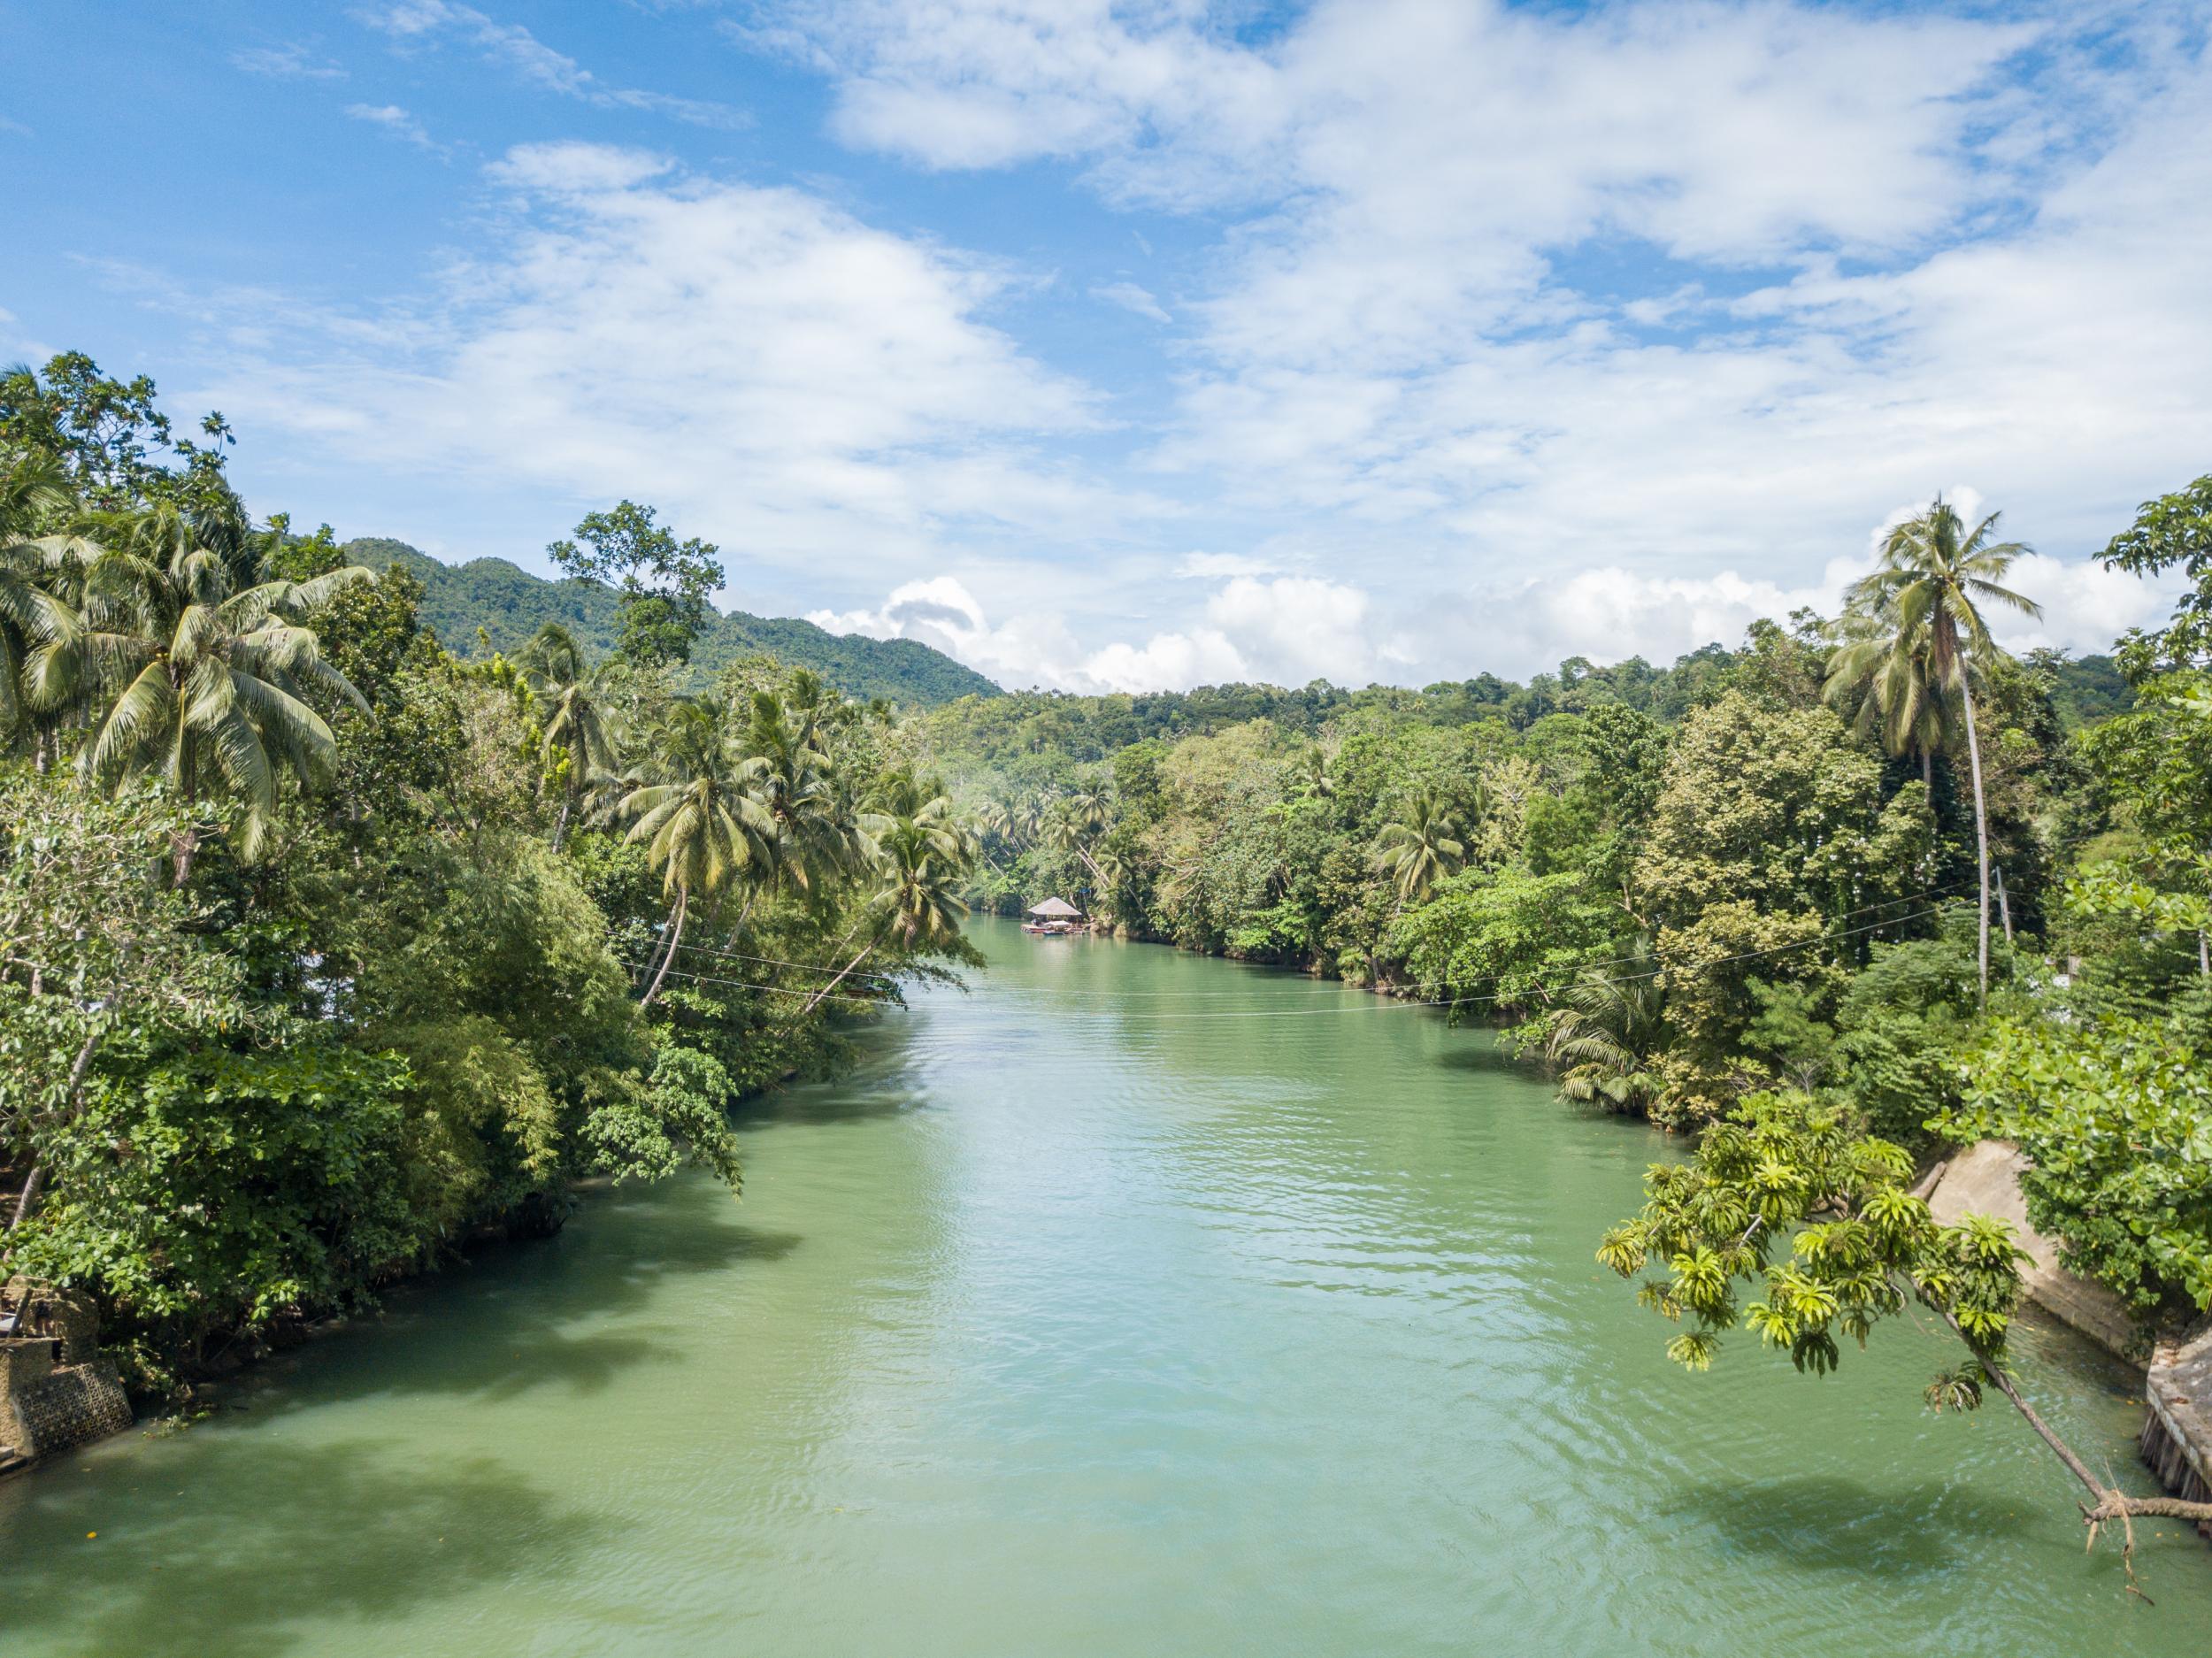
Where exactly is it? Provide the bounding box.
[1027,896,1082,918]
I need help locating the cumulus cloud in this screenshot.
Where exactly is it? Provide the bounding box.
[187,142,1120,598]
[749,0,2212,668]
[815,570,1400,691]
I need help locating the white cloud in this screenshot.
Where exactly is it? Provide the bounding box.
[188,143,1118,601]
[360,1,748,128]
[344,103,442,152]
[748,0,2212,672]
[1460,551,2180,682]
[815,569,1394,691]
[1091,280,1169,323]
[233,44,347,80]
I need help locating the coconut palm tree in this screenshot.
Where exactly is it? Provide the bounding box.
[618,698,776,1006]
[1043,795,1108,890]
[1294,742,1334,802]
[53,503,373,879]
[798,787,972,1016]
[742,686,852,895]
[0,457,83,757]
[518,622,615,850]
[1371,787,1465,903]
[1825,497,2040,1003]
[1541,943,1670,1114]
[1067,777,1113,832]
[1824,606,1954,790]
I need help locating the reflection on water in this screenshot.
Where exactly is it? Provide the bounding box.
[2,917,2207,1656]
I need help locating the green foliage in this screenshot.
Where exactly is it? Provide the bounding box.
[13,1035,417,1382]
[1599,1089,2027,1382]
[0,358,984,1384]
[1945,1009,2212,1321]
[547,500,724,670]
[1392,865,1617,1017]
[2103,472,2212,677]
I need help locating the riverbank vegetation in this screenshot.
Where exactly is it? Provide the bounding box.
[919,475,2212,1549]
[3,349,2207,1554]
[0,356,975,1393]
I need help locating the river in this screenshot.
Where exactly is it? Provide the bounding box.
[3,917,2208,1654]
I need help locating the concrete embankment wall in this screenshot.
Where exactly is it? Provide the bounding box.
[1924,1142,2210,1531]
[2145,1329,2212,1539]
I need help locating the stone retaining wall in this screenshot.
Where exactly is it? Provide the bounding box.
[0,1282,134,1471]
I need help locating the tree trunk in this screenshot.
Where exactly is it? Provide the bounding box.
[799,936,880,1018]
[550,793,572,853]
[1920,746,1932,791]
[1994,864,2014,946]
[1923,1298,2212,1543]
[641,887,687,1008]
[7,1025,103,1234]
[7,1163,43,1233]
[1956,668,1992,1007]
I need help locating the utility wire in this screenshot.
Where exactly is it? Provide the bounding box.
[622,961,904,1007]
[662,936,896,984]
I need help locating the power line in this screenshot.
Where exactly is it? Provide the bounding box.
[625,962,906,1007]
[663,936,895,984]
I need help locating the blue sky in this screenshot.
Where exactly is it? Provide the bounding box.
[3,1,2206,688]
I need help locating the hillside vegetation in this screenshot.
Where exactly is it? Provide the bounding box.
[344,536,1001,709]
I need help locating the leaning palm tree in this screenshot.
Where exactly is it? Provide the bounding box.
[618,698,775,1006]
[798,801,972,1017]
[52,503,373,879]
[1826,497,2040,1003]
[518,622,615,850]
[1371,787,1465,904]
[1541,944,1670,1114]
[1042,795,1109,890]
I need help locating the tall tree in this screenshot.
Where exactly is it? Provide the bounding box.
[1371,786,1464,903]
[547,500,724,671]
[1827,499,2039,1004]
[58,505,373,879]
[0,457,82,756]
[618,699,774,1006]
[518,622,614,851]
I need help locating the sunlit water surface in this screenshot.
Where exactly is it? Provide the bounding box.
[4,918,2209,1654]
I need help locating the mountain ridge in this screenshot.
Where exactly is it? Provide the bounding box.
[343,537,1001,707]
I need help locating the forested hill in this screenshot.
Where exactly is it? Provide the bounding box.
[344,537,1001,707]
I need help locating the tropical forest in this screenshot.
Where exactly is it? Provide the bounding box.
[6,6,2212,1641]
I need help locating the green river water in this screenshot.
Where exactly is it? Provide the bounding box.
[4,917,2209,1654]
